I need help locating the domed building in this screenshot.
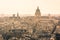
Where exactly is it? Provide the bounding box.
[0,6,58,34]
[19,6,58,34]
[35,6,41,17]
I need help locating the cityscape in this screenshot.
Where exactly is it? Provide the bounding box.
[0,7,60,40]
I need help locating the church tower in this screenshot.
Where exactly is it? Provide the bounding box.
[35,6,41,17]
[17,12,20,18]
[17,12,19,17]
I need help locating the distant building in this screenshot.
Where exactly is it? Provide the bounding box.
[13,14,16,18]
[0,7,59,33]
[17,12,20,18]
[12,12,20,18]
[35,6,41,17]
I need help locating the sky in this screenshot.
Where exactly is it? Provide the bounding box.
[0,0,60,17]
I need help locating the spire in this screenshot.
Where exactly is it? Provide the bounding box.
[35,6,41,17]
[36,6,40,11]
[17,12,20,18]
[37,6,39,9]
[17,12,19,17]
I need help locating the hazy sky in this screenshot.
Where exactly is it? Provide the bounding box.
[0,0,60,16]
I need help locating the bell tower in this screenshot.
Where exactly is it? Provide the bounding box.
[17,12,19,17]
[35,6,41,17]
[17,12,20,18]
